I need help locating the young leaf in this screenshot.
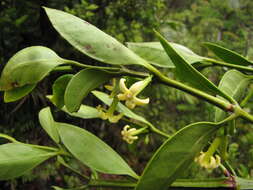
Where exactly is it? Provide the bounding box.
[0,143,57,180]
[127,42,205,68]
[204,42,253,66]
[39,107,60,143]
[4,84,36,103]
[56,122,138,179]
[64,69,112,112]
[135,121,221,190]
[62,105,100,119]
[51,74,73,108]
[215,70,251,122]
[0,46,65,91]
[155,31,231,101]
[44,7,147,67]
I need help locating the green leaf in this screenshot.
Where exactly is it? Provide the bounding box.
[204,42,253,66]
[135,121,221,190]
[51,74,73,108]
[91,91,147,124]
[215,70,251,122]
[0,143,57,180]
[62,105,100,119]
[155,31,231,100]
[127,42,205,68]
[91,91,169,137]
[52,186,85,190]
[57,156,87,179]
[64,69,112,112]
[56,122,138,179]
[4,84,36,102]
[0,46,65,91]
[44,7,147,67]
[39,107,60,143]
[236,177,253,189]
[52,187,65,190]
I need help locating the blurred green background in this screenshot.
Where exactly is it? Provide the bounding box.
[1,0,253,189]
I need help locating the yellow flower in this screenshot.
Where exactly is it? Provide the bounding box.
[195,151,221,170]
[97,105,123,123]
[121,125,139,144]
[117,78,150,109]
[104,78,116,91]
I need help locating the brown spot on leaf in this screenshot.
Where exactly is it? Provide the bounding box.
[113,47,119,51]
[84,44,92,51]
[11,81,19,88]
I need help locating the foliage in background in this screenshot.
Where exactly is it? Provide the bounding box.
[1,0,253,189]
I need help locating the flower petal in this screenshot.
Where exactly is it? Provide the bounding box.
[119,78,129,93]
[117,93,127,100]
[134,97,149,106]
[126,100,136,109]
[129,81,145,95]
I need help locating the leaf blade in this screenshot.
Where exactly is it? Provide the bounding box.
[62,105,100,119]
[127,42,205,68]
[57,122,138,178]
[0,143,56,180]
[44,7,147,67]
[215,70,251,121]
[204,42,252,66]
[4,84,36,102]
[64,69,112,112]
[51,74,74,108]
[155,31,231,101]
[0,46,65,91]
[135,122,221,190]
[39,107,60,143]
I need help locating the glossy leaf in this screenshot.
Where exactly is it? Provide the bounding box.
[127,42,205,68]
[155,31,230,100]
[0,46,65,91]
[4,84,36,102]
[62,105,99,119]
[204,42,253,66]
[64,69,112,112]
[135,121,221,190]
[0,143,57,180]
[56,122,138,178]
[51,74,73,108]
[215,70,251,121]
[44,7,147,67]
[39,107,60,143]
[92,91,148,124]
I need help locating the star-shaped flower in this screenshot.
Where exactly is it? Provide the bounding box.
[117,78,150,109]
[121,125,139,144]
[195,151,221,170]
[121,125,148,144]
